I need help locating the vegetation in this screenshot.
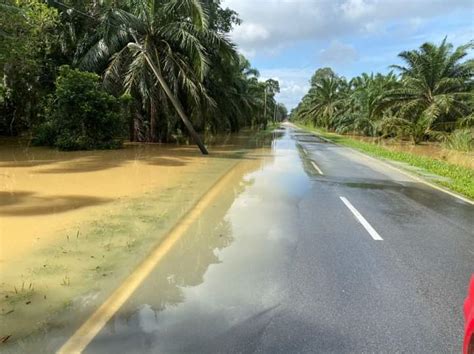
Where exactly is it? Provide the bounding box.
[0,0,287,151]
[297,123,474,199]
[33,66,126,150]
[0,0,59,136]
[291,39,474,150]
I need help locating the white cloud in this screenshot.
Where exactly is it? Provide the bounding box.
[222,0,472,56]
[319,41,359,65]
[260,67,314,109]
[340,0,376,21]
[232,23,269,44]
[223,0,332,55]
[221,0,473,109]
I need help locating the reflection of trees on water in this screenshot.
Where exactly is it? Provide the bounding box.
[114,149,275,329]
[295,143,316,178]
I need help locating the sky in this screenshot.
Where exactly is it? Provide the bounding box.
[221,0,474,110]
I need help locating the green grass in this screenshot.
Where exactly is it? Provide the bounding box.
[295,123,474,200]
[253,122,280,137]
[441,129,473,152]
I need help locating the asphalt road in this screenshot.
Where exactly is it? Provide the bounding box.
[78,124,473,353]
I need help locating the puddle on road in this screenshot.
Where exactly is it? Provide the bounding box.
[0,131,280,349]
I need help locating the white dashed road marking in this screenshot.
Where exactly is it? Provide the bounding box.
[311,160,324,175]
[340,196,383,241]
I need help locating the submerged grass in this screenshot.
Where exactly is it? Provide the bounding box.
[296,123,474,200]
[254,123,280,137]
[0,178,222,344]
[0,131,276,348]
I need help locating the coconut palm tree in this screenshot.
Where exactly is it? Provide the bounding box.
[381,38,473,143]
[79,0,236,154]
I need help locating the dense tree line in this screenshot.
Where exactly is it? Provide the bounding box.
[291,39,473,151]
[0,0,287,151]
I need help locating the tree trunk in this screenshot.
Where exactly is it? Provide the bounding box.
[142,52,208,155]
[149,100,157,142]
[129,115,135,142]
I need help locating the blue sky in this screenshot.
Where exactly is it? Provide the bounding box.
[222,0,474,109]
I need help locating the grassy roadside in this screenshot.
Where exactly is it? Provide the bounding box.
[295,122,474,200]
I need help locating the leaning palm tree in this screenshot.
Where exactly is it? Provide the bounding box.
[380,38,473,143]
[79,0,235,154]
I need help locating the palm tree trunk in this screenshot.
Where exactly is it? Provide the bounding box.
[129,115,135,142]
[142,52,208,155]
[150,100,157,142]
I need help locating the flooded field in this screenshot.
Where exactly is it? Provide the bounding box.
[348,135,474,169]
[0,131,277,348]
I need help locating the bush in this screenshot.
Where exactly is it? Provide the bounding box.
[32,121,57,146]
[34,66,126,150]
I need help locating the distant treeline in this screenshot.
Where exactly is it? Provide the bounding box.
[0,0,287,150]
[291,39,473,151]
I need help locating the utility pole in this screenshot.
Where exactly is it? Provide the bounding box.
[263,85,267,129]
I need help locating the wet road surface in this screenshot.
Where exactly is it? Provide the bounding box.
[67,125,473,353]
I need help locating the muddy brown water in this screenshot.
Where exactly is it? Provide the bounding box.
[0,131,278,348]
[0,135,256,263]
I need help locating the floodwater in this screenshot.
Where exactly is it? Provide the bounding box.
[0,131,276,348]
[2,126,471,352]
[0,137,248,263]
[0,125,313,353]
[349,135,474,169]
[83,126,312,354]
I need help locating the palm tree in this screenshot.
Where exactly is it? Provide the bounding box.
[203,55,262,133]
[381,38,473,143]
[79,0,235,154]
[302,76,342,129]
[335,72,399,136]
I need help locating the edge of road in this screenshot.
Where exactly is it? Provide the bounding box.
[287,122,474,206]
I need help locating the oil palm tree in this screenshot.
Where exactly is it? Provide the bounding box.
[302,76,343,129]
[79,0,235,153]
[203,55,262,132]
[381,38,473,143]
[335,72,399,136]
